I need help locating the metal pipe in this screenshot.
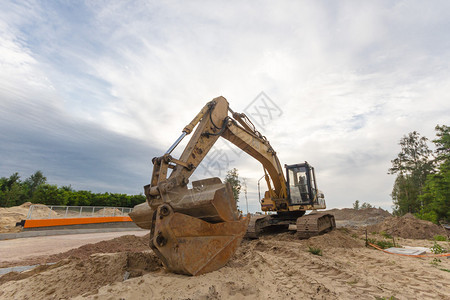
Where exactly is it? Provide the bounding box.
[165,131,187,154]
[257,175,265,204]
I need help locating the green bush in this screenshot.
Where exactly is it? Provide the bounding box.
[415,210,439,224]
[0,171,146,208]
[308,246,322,256]
[430,242,446,254]
[380,231,392,239]
[367,238,395,249]
[433,235,448,241]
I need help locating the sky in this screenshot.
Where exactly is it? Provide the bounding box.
[1,1,449,212]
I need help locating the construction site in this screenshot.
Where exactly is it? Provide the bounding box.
[0,98,449,299]
[2,1,450,299]
[0,202,449,299]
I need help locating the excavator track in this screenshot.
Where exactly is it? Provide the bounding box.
[245,215,270,239]
[296,212,336,239]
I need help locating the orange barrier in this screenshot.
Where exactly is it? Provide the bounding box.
[368,242,450,258]
[24,216,133,228]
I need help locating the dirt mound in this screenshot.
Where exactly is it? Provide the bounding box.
[95,207,126,216]
[0,260,69,285]
[0,251,162,299]
[326,208,392,228]
[0,202,32,233]
[1,234,151,268]
[249,229,363,249]
[367,215,447,239]
[233,230,362,265]
[48,234,150,261]
[0,202,60,233]
[306,229,364,249]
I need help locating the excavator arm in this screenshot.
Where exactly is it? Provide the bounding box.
[129,96,291,275]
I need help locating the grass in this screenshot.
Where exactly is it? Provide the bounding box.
[430,241,446,254]
[367,238,395,249]
[439,268,450,273]
[433,235,448,241]
[308,246,322,256]
[430,258,441,266]
[380,231,392,239]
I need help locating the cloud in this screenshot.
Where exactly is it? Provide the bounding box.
[1,1,449,211]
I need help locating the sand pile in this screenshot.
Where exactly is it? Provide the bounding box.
[1,234,151,268]
[47,233,150,261]
[0,202,32,232]
[0,252,161,299]
[250,229,364,249]
[95,207,126,216]
[306,229,364,249]
[0,202,58,232]
[367,214,447,239]
[326,208,391,228]
[0,202,59,230]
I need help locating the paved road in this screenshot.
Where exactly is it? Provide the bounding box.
[0,230,148,264]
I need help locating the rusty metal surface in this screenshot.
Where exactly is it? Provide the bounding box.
[131,178,248,275]
[129,202,154,229]
[171,181,239,223]
[245,215,270,239]
[150,205,249,276]
[131,181,238,227]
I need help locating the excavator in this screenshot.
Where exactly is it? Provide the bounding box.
[129,96,335,276]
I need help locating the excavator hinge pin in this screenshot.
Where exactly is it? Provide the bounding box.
[155,231,167,247]
[159,205,170,218]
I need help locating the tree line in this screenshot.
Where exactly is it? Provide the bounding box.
[389,125,449,224]
[0,171,145,208]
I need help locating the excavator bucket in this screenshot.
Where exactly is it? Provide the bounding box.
[130,178,249,276]
[150,204,249,275]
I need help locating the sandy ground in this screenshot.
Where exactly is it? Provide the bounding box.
[0,231,147,267]
[0,206,449,299]
[0,230,448,300]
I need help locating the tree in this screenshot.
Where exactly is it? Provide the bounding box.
[353,200,360,210]
[0,170,151,208]
[0,173,24,207]
[360,202,373,209]
[0,173,20,191]
[33,184,68,206]
[3,182,24,207]
[417,125,450,223]
[24,170,47,199]
[224,168,241,205]
[389,131,433,215]
[433,125,450,164]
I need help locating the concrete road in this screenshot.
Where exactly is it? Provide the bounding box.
[0,230,148,264]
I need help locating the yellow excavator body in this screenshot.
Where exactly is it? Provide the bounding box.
[130,96,334,276]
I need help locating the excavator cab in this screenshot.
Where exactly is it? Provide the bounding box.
[286,162,319,206]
